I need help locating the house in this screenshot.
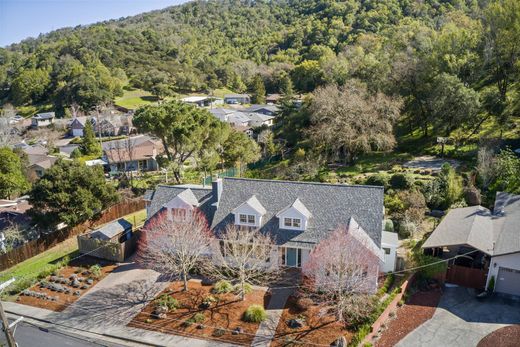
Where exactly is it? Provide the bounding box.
[181,96,224,107]
[77,219,135,262]
[422,192,520,297]
[31,112,55,128]
[381,231,399,273]
[27,155,58,180]
[102,135,163,174]
[96,115,134,136]
[69,116,95,137]
[224,94,251,104]
[244,104,280,117]
[144,178,390,274]
[57,144,80,158]
[209,109,275,128]
[266,94,281,105]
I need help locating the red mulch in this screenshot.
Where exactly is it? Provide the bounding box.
[375,288,442,347]
[271,296,353,347]
[477,325,520,347]
[128,281,269,346]
[16,259,116,312]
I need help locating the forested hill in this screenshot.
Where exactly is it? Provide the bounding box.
[0,0,519,139]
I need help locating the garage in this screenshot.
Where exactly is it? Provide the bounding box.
[495,267,520,296]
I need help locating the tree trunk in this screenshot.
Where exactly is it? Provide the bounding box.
[173,170,181,184]
[183,272,188,291]
[241,280,245,301]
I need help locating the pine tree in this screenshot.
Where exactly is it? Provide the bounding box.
[80,121,101,156]
[250,74,266,104]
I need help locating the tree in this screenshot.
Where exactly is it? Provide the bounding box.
[133,100,222,183]
[0,105,20,147]
[11,68,50,105]
[278,72,294,96]
[222,131,261,173]
[489,148,520,195]
[423,163,463,210]
[0,147,30,199]
[28,160,118,229]
[206,225,279,300]
[308,81,401,164]
[291,60,324,92]
[302,224,380,325]
[80,121,101,156]
[137,209,211,291]
[249,74,266,104]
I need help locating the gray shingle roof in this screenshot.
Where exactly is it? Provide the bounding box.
[211,178,384,248]
[146,185,215,225]
[423,192,520,256]
[90,219,132,241]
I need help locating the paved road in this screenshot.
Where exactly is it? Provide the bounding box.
[398,287,520,347]
[0,320,122,347]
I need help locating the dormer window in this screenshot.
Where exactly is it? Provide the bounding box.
[277,198,311,231]
[233,195,266,228]
[239,214,256,225]
[284,218,301,228]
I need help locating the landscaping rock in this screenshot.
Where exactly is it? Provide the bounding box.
[71,280,80,288]
[73,291,81,296]
[199,302,211,310]
[151,306,168,319]
[81,270,90,276]
[196,324,204,329]
[86,278,94,285]
[232,327,243,335]
[331,336,347,347]
[80,284,90,290]
[49,276,58,282]
[58,277,68,284]
[201,278,213,286]
[77,277,84,282]
[287,318,305,329]
[69,274,77,280]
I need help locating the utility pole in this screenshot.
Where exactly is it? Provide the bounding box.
[0,278,16,347]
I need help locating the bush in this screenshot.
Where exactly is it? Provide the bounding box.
[296,297,314,311]
[390,173,415,190]
[384,219,394,232]
[365,173,389,189]
[487,276,495,292]
[243,304,267,323]
[213,280,233,294]
[234,283,253,296]
[155,294,179,311]
[398,221,416,239]
[183,312,206,327]
[89,264,102,279]
[377,274,395,296]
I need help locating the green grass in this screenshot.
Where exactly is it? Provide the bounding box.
[114,87,159,110]
[122,209,147,228]
[0,238,78,283]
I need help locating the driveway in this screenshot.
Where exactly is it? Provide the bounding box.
[398,287,520,347]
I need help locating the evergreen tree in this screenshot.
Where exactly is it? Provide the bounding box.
[80,121,101,156]
[250,74,266,104]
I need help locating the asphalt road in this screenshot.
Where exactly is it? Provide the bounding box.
[0,320,126,347]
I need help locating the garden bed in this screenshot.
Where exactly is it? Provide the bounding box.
[16,257,116,312]
[128,280,269,346]
[374,287,442,347]
[271,295,353,347]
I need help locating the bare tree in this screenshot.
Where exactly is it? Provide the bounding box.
[0,104,20,147]
[137,209,211,291]
[302,223,381,324]
[477,145,497,190]
[105,136,137,182]
[206,225,279,300]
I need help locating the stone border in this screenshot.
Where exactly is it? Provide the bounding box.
[360,274,415,346]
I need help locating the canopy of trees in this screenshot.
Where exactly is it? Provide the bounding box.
[0,147,30,199]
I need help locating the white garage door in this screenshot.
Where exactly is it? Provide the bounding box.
[72,128,84,137]
[496,267,520,296]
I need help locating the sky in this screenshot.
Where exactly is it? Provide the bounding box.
[0,0,188,47]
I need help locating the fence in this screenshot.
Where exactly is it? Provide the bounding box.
[0,199,145,271]
[77,230,140,263]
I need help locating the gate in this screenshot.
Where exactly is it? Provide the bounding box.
[445,264,488,289]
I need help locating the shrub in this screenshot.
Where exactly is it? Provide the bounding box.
[377,274,395,296]
[212,327,226,337]
[384,219,394,232]
[390,173,415,190]
[213,280,233,294]
[487,276,495,292]
[183,312,206,327]
[89,264,102,279]
[155,294,179,311]
[296,297,314,311]
[243,304,267,323]
[365,173,389,189]
[234,283,253,296]
[398,221,416,239]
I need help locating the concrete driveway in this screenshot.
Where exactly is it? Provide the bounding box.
[398,287,520,347]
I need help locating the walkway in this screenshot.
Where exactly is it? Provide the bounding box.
[252,287,293,347]
[397,287,520,347]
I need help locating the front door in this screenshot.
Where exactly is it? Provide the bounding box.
[284,248,301,267]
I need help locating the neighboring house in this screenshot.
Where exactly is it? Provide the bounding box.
[244,104,280,117]
[224,94,251,104]
[209,109,275,128]
[69,116,95,137]
[103,135,163,174]
[27,154,58,180]
[423,192,520,297]
[57,144,80,158]
[266,94,281,105]
[31,112,55,128]
[144,178,389,274]
[381,231,398,273]
[77,219,135,262]
[96,115,134,136]
[181,96,224,107]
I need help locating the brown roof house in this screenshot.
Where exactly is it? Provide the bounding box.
[102,135,163,174]
[96,115,135,136]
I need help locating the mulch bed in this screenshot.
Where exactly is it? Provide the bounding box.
[375,288,442,347]
[16,258,117,312]
[128,281,269,346]
[271,296,353,347]
[477,325,520,347]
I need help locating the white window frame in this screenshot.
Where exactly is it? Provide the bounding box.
[283,217,302,229]
[238,213,256,225]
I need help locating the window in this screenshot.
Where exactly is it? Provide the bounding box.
[383,247,391,255]
[238,214,256,225]
[283,218,302,228]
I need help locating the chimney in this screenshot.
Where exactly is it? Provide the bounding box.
[212,178,223,205]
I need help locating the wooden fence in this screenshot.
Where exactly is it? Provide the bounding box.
[445,264,487,289]
[77,230,140,263]
[0,199,144,271]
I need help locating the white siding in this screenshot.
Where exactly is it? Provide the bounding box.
[487,252,520,292]
[381,243,397,273]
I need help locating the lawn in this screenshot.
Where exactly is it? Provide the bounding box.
[0,238,78,286]
[114,87,159,110]
[122,209,147,228]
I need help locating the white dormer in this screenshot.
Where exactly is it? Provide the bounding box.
[232,195,266,228]
[276,198,312,231]
[163,189,199,211]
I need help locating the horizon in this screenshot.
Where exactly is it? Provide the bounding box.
[0,0,189,47]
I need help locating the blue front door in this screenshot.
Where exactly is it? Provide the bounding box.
[286,248,297,267]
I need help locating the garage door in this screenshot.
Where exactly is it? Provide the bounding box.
[496,267,520,296]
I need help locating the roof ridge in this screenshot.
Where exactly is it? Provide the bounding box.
[222,177,384,190]
[155,184,212,190]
